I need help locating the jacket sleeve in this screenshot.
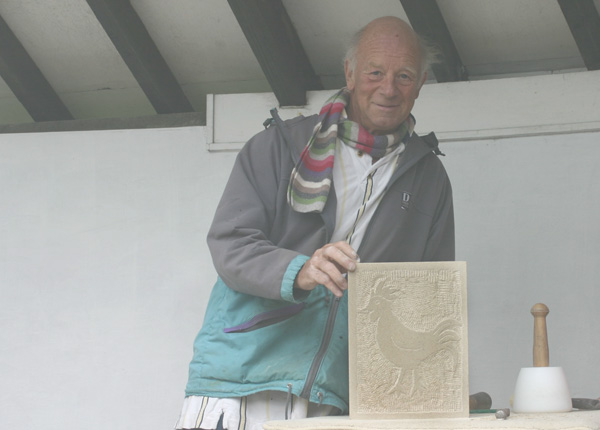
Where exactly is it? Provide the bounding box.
[423,168,455,261]
[206,126,308,302]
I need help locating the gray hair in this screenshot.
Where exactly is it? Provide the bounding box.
[344,25,440,79]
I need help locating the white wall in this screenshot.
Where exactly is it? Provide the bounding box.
[0,127,237,429]
[1,70,599,429]
[444,131,600,404]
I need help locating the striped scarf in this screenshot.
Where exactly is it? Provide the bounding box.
[287,88,414,213]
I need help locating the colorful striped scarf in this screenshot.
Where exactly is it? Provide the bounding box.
[287,88,414,213]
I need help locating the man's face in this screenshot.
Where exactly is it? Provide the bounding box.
[345,29,426,135]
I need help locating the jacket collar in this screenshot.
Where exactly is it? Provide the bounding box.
[385,132,441,192]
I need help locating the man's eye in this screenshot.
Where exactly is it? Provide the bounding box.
[398,73,415,85]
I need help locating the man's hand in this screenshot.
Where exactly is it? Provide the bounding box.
[294,241,359,298]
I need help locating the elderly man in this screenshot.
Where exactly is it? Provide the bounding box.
[175,16,454,430]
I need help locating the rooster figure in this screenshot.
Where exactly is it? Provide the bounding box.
[361,278,461,397]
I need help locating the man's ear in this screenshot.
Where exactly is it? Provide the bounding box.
[344,60,355,91]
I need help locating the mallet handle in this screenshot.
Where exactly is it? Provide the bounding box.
[531,303,550,367]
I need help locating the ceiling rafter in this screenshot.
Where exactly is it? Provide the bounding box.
[85,0,193,114]
[227,0,323,107]
[0,13,72,122]
[399,0,468,82]
[557,0,600,70]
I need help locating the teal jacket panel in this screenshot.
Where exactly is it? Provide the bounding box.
[186,269,350,412]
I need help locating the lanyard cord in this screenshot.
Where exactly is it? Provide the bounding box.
[345,170,376,245]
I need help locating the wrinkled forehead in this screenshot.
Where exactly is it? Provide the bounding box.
[357,29,422,66]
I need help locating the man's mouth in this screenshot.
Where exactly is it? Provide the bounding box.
[375,103,399,110]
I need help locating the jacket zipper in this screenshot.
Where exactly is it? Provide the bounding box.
[300,294,341,399]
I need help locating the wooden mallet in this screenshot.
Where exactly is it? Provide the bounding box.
[531,303,550,367]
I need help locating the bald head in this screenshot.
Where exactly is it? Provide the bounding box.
[363,16,419,45]
[345,16,432,79]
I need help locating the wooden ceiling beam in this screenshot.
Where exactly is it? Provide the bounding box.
[557,0,600,70]
[86,0,193,114]
[0,13,73,122]
[400,0,468,82]
[228,0,323,106]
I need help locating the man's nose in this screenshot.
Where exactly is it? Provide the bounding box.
[379,74,398,97]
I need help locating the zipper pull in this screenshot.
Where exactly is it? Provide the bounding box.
[317,391,324,407]
[285,383,293,420]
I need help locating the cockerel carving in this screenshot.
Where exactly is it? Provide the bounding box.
[361,277,461,396]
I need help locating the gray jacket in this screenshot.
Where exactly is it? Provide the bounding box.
[185,113,454,412]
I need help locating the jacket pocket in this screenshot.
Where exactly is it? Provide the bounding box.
[223,302,305,333]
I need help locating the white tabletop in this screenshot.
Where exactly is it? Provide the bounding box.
[264,410,600,430]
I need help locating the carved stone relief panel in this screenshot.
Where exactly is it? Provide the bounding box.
[348,261,469,419]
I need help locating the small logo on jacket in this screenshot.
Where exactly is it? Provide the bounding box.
[401,192,411,210]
